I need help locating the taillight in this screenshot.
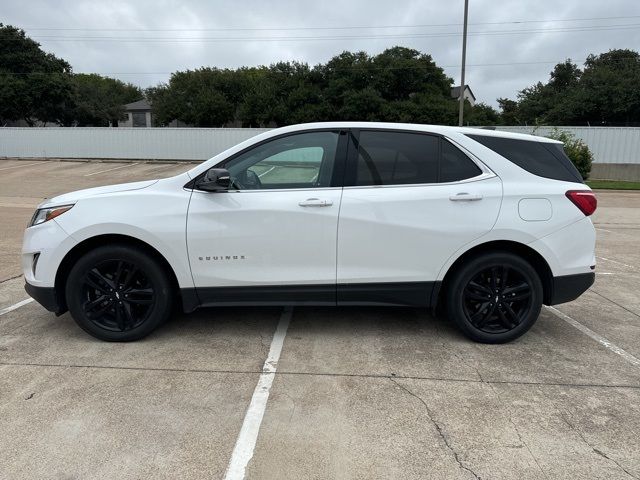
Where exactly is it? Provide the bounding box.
[565,190,597,216]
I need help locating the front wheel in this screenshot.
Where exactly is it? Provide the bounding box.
[445,252,543,344]
[65,244,173,341]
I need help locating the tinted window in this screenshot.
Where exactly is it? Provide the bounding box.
[440,140,482,182]
[224,131,339,189]
[466,134,583,183]
[355,131,439,186]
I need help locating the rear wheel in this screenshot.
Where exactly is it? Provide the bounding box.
[65,244,172,341]
[445,252,543,343]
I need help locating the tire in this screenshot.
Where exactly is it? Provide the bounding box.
[445,252,543,344]
[65,244,173,341]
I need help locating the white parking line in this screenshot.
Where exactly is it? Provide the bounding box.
[546,306,640,367]
[0,298,34,316]
[0,162,43,172]
[596,256,638,271]
[224,307,292,480]
[148,163,180,174]
[84,163,138,177]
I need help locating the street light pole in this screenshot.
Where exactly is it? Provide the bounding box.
[458,0,469,127]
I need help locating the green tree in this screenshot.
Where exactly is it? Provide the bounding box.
[0,24,74,125]
[319,47,456,124]
[149,68,236,127]
[338,86,385,120]
[151,46,461,127]
[72,74,142,126]
[504,50,640,126]
[576,50,640,125]
[497,98,520,125]
[465,102,501,126]
[371,47,450,101]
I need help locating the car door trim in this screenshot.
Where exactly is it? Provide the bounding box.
[182,281,440,309]
[342,128,496,189]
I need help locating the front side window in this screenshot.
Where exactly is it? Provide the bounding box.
[224,131,339,190]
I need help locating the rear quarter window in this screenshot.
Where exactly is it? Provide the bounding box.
[466,134,583,183]
[440,140,482,182]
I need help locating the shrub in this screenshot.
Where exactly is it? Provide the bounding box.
[546,129,593,180]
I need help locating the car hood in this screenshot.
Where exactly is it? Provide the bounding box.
[39,179,159,208]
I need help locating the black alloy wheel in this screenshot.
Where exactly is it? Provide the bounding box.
[66,244,172,341]
[82,260,154,332]
[462,265,533,334]
[445,252,543,343]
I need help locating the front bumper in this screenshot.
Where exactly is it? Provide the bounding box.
[548,272,595,305]
[24,282,64,315]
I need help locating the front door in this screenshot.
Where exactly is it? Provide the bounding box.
[186,130,346,305]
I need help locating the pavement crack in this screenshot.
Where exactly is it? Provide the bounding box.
[592,449,638,479]
[590,289,640,319]
[390,377,481,480]
[444,349,548,479]
[561,412,638,479]
[485,382,550,480]
[1,362,640,390]
[446,339,551,479]
[0,273,23,284]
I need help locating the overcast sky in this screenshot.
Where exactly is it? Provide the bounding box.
[4,0,640,107]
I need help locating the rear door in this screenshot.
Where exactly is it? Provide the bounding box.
[336,129,502,306]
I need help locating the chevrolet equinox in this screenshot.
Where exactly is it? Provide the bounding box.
[23,122,596,343]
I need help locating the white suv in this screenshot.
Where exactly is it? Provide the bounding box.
[23,122,596,343]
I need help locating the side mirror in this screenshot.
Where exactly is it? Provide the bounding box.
[196,168,231,192]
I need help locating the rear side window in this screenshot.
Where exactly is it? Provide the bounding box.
[466,134,583,183]
[353,131,482,186]
[355,131,439,185]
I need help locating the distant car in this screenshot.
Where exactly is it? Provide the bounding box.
[23,122,596,343]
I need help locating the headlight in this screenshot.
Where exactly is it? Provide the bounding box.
[28,204,74,227]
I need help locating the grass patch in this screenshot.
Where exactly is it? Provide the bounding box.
[586,180,640,190]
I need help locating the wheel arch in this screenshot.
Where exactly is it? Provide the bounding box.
[55,233,198,314]
[434,240,554,309]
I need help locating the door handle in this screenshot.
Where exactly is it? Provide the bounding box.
[449,192,483,201]
[298,198,333,207]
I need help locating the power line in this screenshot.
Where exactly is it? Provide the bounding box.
[2,58,638,76]
[17,14,640,32]
[13,23,639,43]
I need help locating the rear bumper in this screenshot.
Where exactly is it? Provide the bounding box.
[548,272,595,305]
[24,282,64,315]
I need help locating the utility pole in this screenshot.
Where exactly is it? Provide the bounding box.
[458,0,469,126]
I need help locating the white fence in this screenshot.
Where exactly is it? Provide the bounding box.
[0,127,269,161]
[0,126,639,164]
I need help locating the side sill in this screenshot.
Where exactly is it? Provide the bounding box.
[193,284,335,308]
[184,282,440,309]
[338,282,438,307]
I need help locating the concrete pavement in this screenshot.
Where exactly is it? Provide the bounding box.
[1,160,639,479]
